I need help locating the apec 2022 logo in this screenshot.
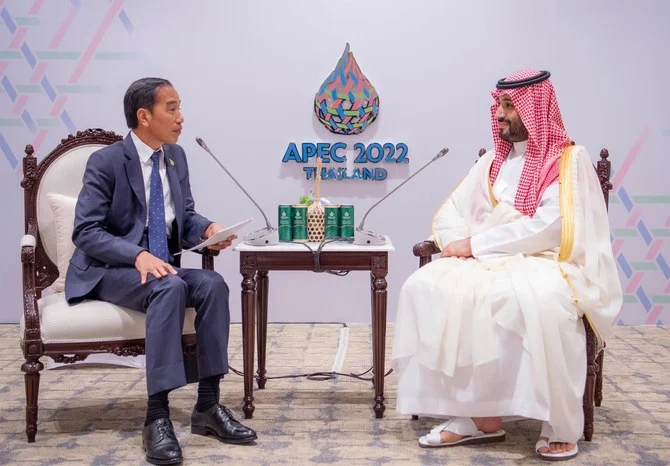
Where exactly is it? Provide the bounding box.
[281,43,408,182]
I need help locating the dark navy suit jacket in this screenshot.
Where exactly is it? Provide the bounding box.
[65,133,211,302]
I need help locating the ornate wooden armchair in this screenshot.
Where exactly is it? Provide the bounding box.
[19,128,216,442]
[410,147,612,442]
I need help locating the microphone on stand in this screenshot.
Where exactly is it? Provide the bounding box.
[354,147,449,246]
[195,137,279,246]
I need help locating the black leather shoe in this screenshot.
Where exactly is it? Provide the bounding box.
[191,404,257,444]
[142,418,183,465]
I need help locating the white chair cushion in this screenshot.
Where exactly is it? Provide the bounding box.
[46,193,77,292]
[20,293,197,344]
[36,144,106,271]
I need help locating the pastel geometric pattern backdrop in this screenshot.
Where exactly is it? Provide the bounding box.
[609,127,670,326]
[0,0,135,172]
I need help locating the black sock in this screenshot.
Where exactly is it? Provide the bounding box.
[145,390,170,426]
[195,375,221,412]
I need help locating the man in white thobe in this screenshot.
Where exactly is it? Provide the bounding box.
[391,69,622,461]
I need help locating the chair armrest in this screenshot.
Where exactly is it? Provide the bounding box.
[200,248,219,271]
[187,245,220,257]
[20,235,43,355]
[412,240,440,257]
[201,248,220,257]
[412,240,440,268]
[21,234,36,247]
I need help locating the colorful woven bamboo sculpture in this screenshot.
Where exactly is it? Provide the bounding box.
[314,43,380,135]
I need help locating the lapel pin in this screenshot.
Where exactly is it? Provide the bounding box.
[168,158,175,166]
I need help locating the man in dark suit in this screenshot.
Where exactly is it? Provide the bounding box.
[65,77,256,465]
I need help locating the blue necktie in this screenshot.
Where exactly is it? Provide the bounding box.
[148,151,169,262]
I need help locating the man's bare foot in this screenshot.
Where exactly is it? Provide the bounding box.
[537,438,575,455]
[439,416,502,443]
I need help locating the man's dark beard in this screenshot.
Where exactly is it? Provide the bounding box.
[498,118,528,142]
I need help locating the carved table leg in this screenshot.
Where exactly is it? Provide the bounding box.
[370,254,388,419]
[256,270,269,389]
[370,271,375,390]
[22,358,44,443]
[241,269,257,419]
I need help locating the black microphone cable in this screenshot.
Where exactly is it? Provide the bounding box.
[227,324,393,381]
[291,237,355,276]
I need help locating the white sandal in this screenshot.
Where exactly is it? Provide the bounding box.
[429,417,455,433]
[535,422,579,461]
[418,417,506,448]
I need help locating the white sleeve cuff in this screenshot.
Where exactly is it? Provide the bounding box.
[470,233,489,258]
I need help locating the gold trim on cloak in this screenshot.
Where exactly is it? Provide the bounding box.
[488,176,499,209]
[557,145,603,346]
[558,145,575,262]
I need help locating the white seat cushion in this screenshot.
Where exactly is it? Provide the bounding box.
[20,293,196,344]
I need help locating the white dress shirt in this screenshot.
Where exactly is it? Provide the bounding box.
[130,131,176,236]
[471,140,561,256]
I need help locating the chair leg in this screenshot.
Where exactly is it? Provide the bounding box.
[582,318,599,442]
[22,358,44,443]
[583,342,598,441]
[595,350,604,407]
[583,372,595,442]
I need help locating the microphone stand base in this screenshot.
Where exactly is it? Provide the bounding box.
[354,228,388,246]
[244,227,279,246]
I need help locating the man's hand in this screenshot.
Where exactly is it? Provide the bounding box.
[135,251,177,285]
[203,223,237,251]
[441,238,473,259]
